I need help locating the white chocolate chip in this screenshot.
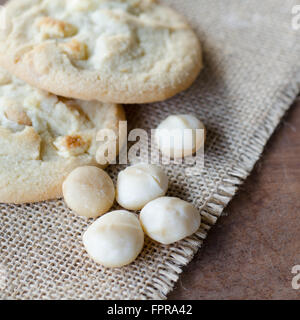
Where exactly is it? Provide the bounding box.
[59,39,88,60]
[4,105,32,126]
[62,166,115,218]
[83,210,144,268]
[140,197,201,245]
[0,70,11,85]
[53,134,90,158]
[67,0,96,12]
[116,163,168,211]
[155,114,206,159]
[37,17,78,39]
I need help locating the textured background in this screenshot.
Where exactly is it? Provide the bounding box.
[1,0,300,300]
[169,100,300,300]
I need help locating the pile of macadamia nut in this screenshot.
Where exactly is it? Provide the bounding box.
[62,115,205,268]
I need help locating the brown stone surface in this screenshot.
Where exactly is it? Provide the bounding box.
[168,100,300,300]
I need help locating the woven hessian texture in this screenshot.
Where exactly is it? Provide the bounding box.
[1,0,300,300]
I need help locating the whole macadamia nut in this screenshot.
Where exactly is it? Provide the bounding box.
[116,163,168,211]
[155,114,206,159]
[83,210,144,268]
[140,197,201,245]
[63,166,115,218]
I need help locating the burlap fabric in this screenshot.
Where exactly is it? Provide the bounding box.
[1,0,300,300]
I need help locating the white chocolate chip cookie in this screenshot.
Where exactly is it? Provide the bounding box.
[0,68,125,204]
[0,0,203,104]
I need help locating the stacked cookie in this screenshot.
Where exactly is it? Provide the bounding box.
[0,0,202,204]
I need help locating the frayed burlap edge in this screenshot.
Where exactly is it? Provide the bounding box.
[142,69,300,300]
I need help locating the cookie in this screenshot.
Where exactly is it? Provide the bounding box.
[0,0,203,104]
[0,68,125,204]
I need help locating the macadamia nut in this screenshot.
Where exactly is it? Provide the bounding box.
[140,197,201,245]
[155,114,205,159]
[63,166,115,218]
[116,163,168,211]
[83,210,144,268]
